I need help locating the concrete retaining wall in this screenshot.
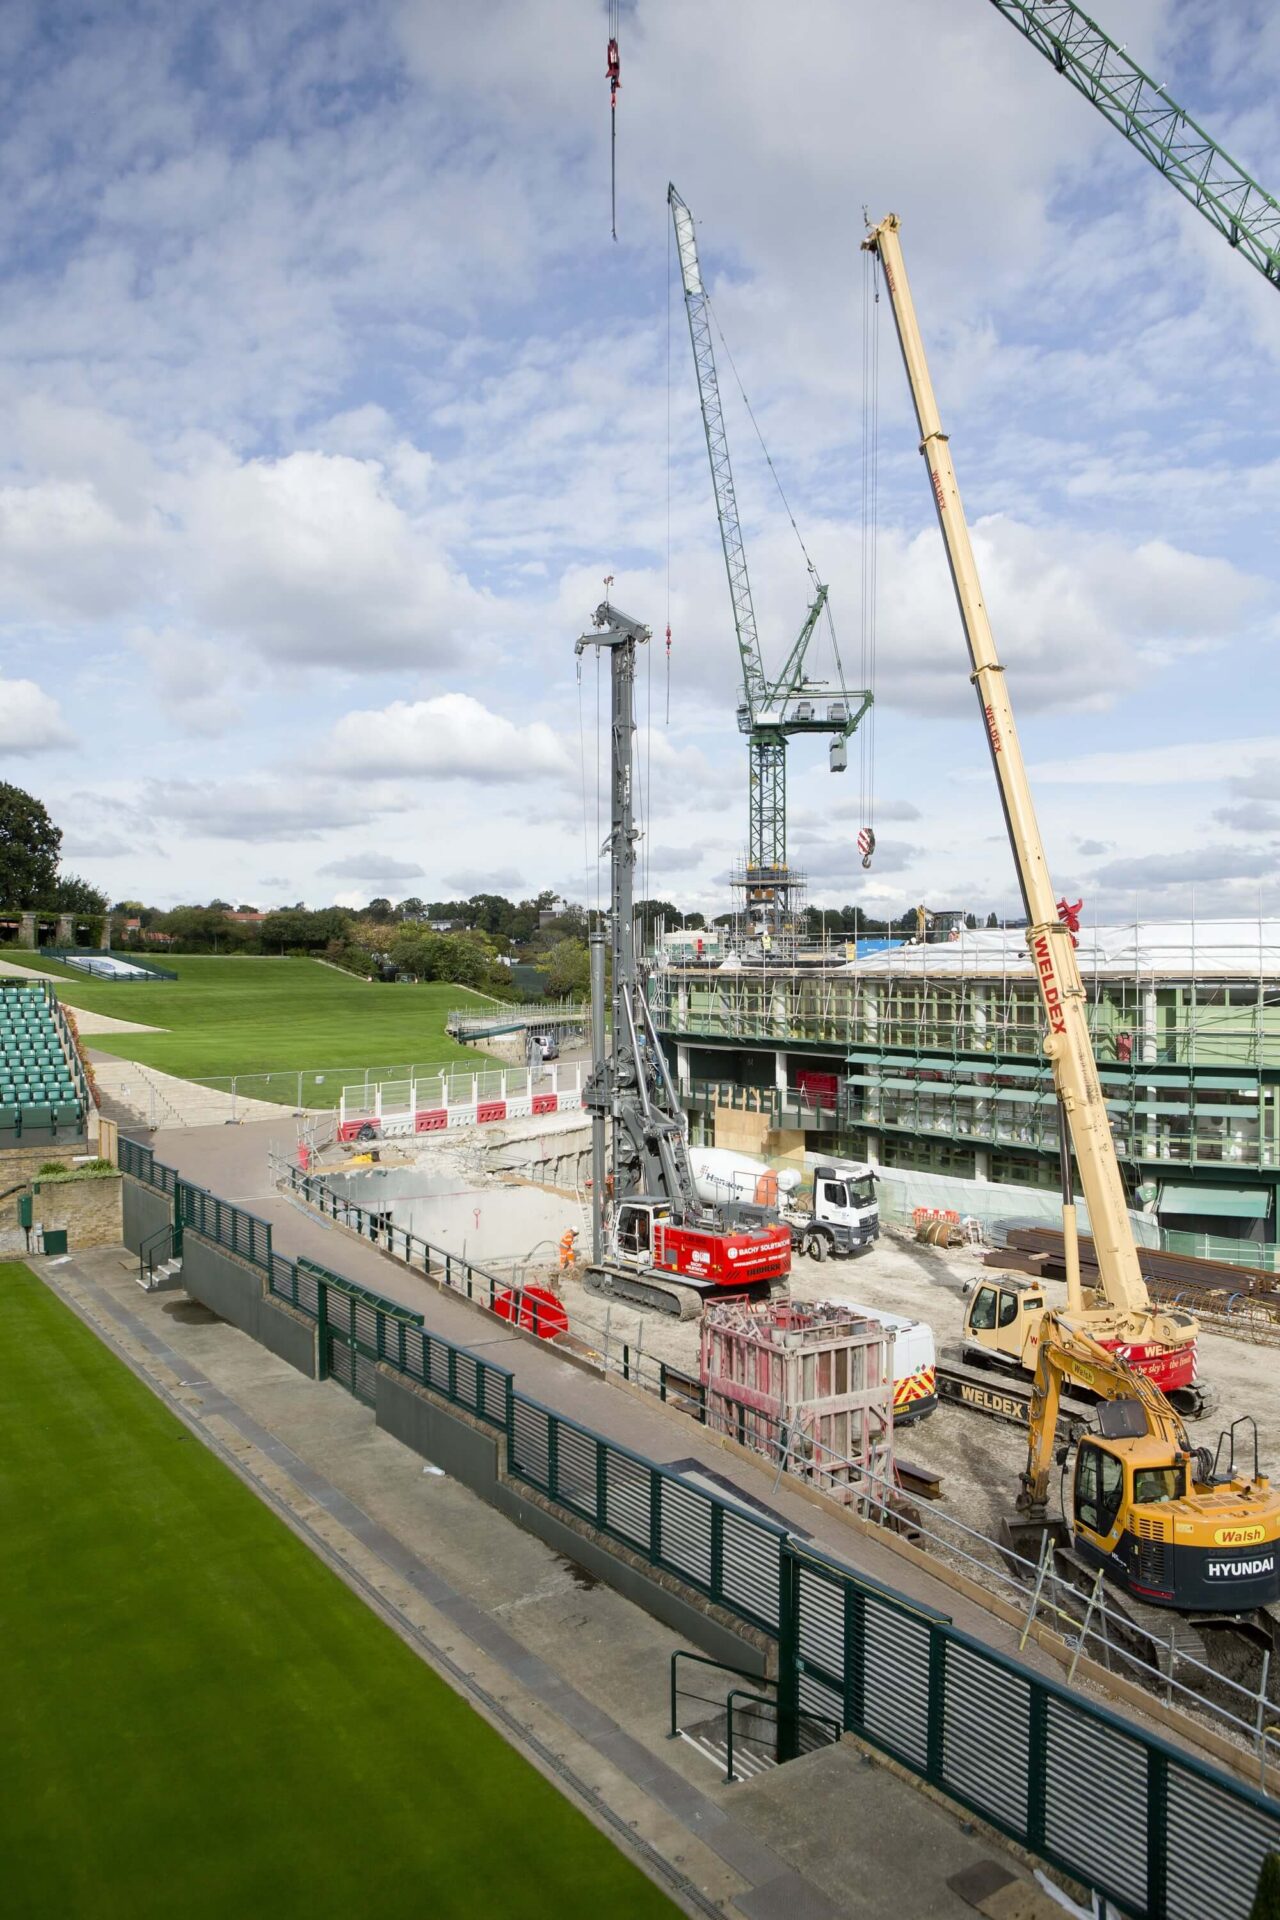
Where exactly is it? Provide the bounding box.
[375,1368,767,1676]
[122,1174,173,1255]
[181,1234,317,1378]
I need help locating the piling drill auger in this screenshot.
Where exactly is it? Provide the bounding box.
[577,600,792,1319]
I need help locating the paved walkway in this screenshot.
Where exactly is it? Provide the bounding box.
[64,1008,162,1036]
[36,1245,1038,1919]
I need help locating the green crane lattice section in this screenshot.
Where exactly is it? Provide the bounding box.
[989,0,1280,286]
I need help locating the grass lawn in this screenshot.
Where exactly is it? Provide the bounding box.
[33,955,500,1082]
[0,1263,675,1919]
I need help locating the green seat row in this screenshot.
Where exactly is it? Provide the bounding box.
[0,1102,80,1132]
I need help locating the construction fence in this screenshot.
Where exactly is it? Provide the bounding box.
[116,1136,1280,1919]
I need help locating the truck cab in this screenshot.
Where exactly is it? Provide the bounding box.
[798,1161,880,1261]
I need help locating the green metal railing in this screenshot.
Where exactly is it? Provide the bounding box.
[176,1185,271,1270]
[118,1149,1280,1917]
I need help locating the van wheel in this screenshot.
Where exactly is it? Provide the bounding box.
[810,1233,828,1263]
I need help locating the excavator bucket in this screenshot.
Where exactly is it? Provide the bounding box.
[1000,1511,1070,1575]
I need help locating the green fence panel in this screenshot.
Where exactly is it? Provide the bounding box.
[779,1544,1280,1920]
[505,1399,785,1634]
[176,1182,271,1270]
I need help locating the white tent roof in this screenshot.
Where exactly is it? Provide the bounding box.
[848,920,1280,980]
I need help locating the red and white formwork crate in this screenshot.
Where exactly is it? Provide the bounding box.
[699,1298,895,1502]
[337,1061,586,1145]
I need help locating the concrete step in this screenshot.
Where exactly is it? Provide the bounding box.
[678,1729,776,1781]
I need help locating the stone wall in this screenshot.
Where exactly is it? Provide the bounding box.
[29,1170,122,1248]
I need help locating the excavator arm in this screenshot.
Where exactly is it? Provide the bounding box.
[1021,1316,1188,1514]
[864,214,1149,1320]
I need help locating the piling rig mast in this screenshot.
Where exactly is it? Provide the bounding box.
[578,600,792,1317]
[669,184,873,930]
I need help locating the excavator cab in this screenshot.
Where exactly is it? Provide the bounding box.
[1067,1424,1280,1611]
[962,1279,1044,1370]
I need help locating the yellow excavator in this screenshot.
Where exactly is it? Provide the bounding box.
[1013,1314,1280,1612]
[863,212,1202,1414]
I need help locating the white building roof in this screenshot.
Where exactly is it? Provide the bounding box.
[848,920,1280,980]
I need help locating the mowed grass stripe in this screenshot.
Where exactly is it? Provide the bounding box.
[45,955,496,1079]
[0,1265,675,1918]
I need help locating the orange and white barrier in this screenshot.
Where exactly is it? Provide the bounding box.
[337,1062,586,1144]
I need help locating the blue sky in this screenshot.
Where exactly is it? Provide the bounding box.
[2,0,1279,922]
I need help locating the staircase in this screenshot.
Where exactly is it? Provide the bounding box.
[678,1718,777,1781]
[94,1057,298,1130]
[137,1224,184,1292]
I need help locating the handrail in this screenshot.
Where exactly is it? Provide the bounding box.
[724,1688,843,1784]
[725,1689,844,1774]
[668,1649,771,1740]
[138,1220,177,1289]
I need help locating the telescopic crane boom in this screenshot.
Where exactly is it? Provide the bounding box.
[864,213,1200,1400]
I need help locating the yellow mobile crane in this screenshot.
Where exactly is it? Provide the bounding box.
[862,213,1202,1409]
[1014,1314,1280,1612]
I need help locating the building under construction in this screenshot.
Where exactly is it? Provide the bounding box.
[652,920,1280,1250]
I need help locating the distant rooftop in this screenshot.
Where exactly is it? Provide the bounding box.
[848,920,1280,979]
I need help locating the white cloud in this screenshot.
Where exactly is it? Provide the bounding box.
[139,776,412,843]
[1093,845,1279,890]
[866,518,1267,718]
[0,676,74,753]
[1029,738,1280,787]
[316,852,426,881]
[326,693,571,783]
[184,451,487,668]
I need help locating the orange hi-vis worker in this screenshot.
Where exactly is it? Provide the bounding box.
[558,1228,579,1270]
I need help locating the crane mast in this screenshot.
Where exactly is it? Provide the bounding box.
[863,214,1148,1316]
[987,0,1280,287]
[577,599,793,1317]
[669,183,871,925]
[577,602,698,1215]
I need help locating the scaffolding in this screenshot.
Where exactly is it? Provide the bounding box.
[653,920,1280,1185]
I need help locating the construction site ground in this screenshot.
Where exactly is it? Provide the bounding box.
[293,1115,1280,1558]
[132,1115,1271,1787]
[41,1237,1063,1920]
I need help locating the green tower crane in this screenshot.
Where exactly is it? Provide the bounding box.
[668,183,873,931]
[987,0,1280,287]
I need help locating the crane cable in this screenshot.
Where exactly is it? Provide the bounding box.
[859,241,882,866]
[704,291,848,693]
[606,2,620,242]
[665,203,672,725]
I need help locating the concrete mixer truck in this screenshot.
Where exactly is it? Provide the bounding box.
[687,1147,880,1261]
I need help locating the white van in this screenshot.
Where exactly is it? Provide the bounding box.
[831,1300,937,1423]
